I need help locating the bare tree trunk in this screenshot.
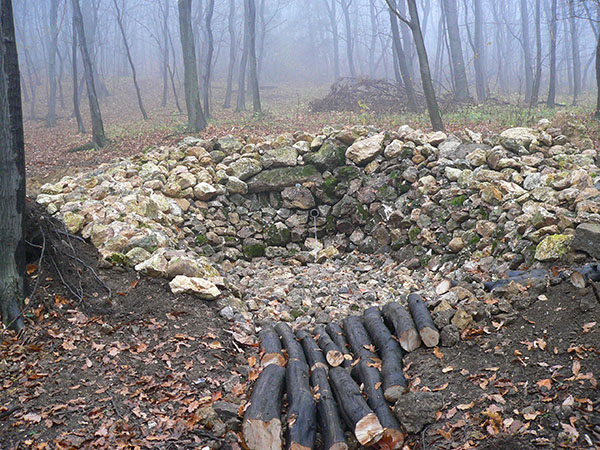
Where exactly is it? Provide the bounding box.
[236,0,249,112]
[530,0,542,107]
[519,0,533,104]
[178,0,206,131]
[0,0,26,332]
[223,0,236,108]
[323,0,340,81]
[595,29,600,119]
[57,46,65,109]
[160,0,169,107]
[46,0,59,127]
[112,0,147,120]
[340,0,356,78]
[388,0,417,111]
[441,0,469,101]
[547,0,557,108]
[368,0,377,78]
[72,19,85,133]
[72,0,107,147]
[473,0,485,102]
[202,0,214,118]
[246,0,261,113]
[568,0,580,105]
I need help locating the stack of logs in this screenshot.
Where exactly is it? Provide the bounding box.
[243,294,440,450]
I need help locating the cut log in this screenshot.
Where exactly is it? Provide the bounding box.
[313,325,345,367]
[297,329,328,371]
[382,302,421,352]
[311,366,349,450]
[285,359,317,450]
[243,364,286,450]
[275,322,306,363]
[354,360,404,450]
[329,367,384,446]
[259,324,285,367]
[342,315,381,369]
[325,323,353,367]
[362,307,407,402]
[407,293,440,347]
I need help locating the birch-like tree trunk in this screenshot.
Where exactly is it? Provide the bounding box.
[0,0,26,332]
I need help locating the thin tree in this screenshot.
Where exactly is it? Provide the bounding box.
[202,0,214,118]
[547,0,557,107]
[112,0,147,120]
[386,0,444,131]
[596,20,600,118]
[223,0,236,108]
[71,18,85,133]
[530,0,542,107]
[46,0,59,127]
[322,0,340,81]
[236,0,249,112]
[520,0,534,104]
[177,0,206,131]
[160,0,169,107]
[388,0,417,111]
[0,0,26,332]
[339,0,356,78]
[72,0,107,147]
[247,0,261,113]
[473,0,485,102]
[442,0,469,101]
[568,0,581,105]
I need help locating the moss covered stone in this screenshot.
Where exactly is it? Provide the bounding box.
[247,165,322,193]
[265,223,292,246]
[535,234,573,261]
[243,241,266,259]
[304,141,346,171]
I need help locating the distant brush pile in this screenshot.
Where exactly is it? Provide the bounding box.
[309,77,423,114]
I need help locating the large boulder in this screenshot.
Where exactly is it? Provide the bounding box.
[261,146,298,168]
[499,127,539,152]
[169,275,220,300]
[229,158,263,181]
[535,234,573,261]
[304,140,346,171]
[247,165,322,193]
[216,135,243,154]
[281,185,315,209]
[345,133,385,165]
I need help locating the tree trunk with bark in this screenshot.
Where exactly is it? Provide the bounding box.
[442,0,469,101]
[473,0,485,102]
[177,0,206,132]
[202,0,214,118]
[236,0,249,112]
[160,0,169,107]
[530,0,542,107]
[46,0,59,127]
[340,0,356,78]
[246,0,261,114]
[547,0,557,107]
[223,0,236,108]
[595,25,600,119]
[72,0,107,147]
[519,0,533,104]
[0,0,26,332]
[113,0,147,120]
[388,0,417,111]
[72,19,85,133]
[568,0,581,105]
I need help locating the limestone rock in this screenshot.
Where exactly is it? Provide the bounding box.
[500,127,539,152]
[135,251,168,277]
[345,133,385,165]
[261,146,298,168]
[571,223,600,259]
[194,182,218,201]
[281,185,315,210]
[247,165,322,193]
[229,158,263,181]
[394,392,444,433]
[63,211,85,233]
[304,141,346,171]
[535,234,573,261]
[169,275,220,300]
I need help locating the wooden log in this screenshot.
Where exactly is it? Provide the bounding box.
[362,307,407,402]
[311,366,349,450]
[259,324,285,367]
[297,329,328,371]
[329,367,384,447]
[382,302,421,352]
[354,360,404,450]
[285,359,317,450]
[275,322,306,363]
[407,293,440,347]
[325,323,353,367]
[243,364,286,450]
[342,315,381,366]
[313,325,345,367]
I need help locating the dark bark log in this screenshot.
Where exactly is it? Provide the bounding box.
[310,367,348,450]
[178,0,206,132]
[329,367,384,446]
[275,322,306,363]
[325,323,353,368]
[72,0,107,147]
[297,329,328,371]
[313,325,345,368]
[46,0,58,127]
[441,0,469,101]
[259,324,285,367]
[246,0,261,113]
[243,364,285,450]
[0,0,26,332]
[353,360,404,449]
[547,0,557,108]
[342,315,378,362]
[407,293,439,347]
[71,19,85,133]
[382,302,420,352]
[202,0,214,118]
[112,0,147,120]
[285,359,317,450]
[223,0,236,108]
[362,307,407,402]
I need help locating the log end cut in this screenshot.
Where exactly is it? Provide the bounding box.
[400,328,421,352]
[242,418,282,450]
[420,327,440,348]
[354,412,384,446]
[326,350,345,367]
[377,428,405,450]
[329,443,350,450]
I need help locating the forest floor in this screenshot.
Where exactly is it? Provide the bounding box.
[1,81,599,449]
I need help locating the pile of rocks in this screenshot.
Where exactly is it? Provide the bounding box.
[36,120,600,325]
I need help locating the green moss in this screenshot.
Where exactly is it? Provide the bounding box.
[377,185,397,201]
[408,226,421,243]
[323,176,340,198]
[469,235,481,246]
[335,165,362,181]
[243,243,266,259]
[290,309,304,319]
[397,183,411,194]
[106,253,128,266]
[356,203,369,221]
[451,195,467,206]
[326,215,336,233]
[265,225,291,246]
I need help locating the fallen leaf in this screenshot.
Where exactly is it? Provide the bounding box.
[523,411,540,421]
[572,360,581,376]
[23,413,42,423]
[26,264,38,275]
[456,401,475,410]
[433,347,444,359]
[433,382,449,391]
[442,366,454,373]
[582,322,596,333]
[536,378,552,390]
